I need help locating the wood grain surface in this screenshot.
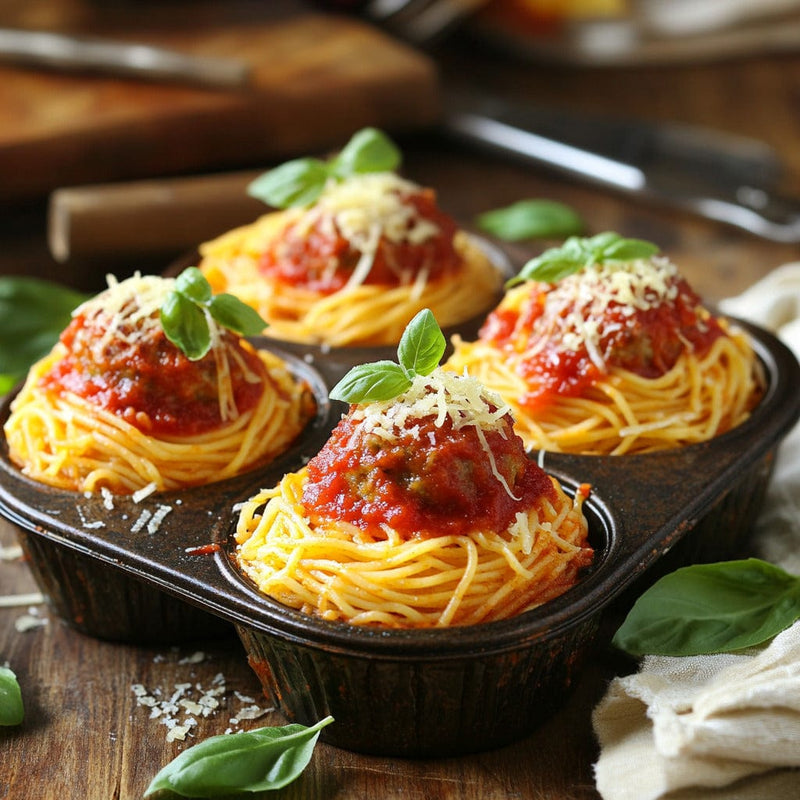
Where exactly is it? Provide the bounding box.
[0,5,440,202]
[2,1,800,798]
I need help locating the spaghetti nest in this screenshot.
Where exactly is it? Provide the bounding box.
[446,262,764,456]
[447,328,760,455]
[198,175,503,346]
[235,365,593,629]
[234,468,591,628]
[5,345,312,494]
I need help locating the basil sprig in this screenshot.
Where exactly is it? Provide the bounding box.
[507,231,660,287]
[160,268,267,360]
[0,665,24,726]
[246,127,402,209]
[0,276,90,394]
[476,199,584,242]
[613,558,800,657]
[144,715,333,798]
[330,308,445,404]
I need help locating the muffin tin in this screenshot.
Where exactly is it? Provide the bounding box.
[1,321,798,756]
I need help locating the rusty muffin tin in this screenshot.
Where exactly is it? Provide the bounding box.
[1,322,798,756]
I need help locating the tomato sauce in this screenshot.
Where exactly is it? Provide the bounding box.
[258,189,462,293]
[40,314,267,436]
[480,276,726,412]
[301,410,556,539]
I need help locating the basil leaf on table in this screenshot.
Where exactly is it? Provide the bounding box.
[0,665,24,726]
[613,559,800,657]
[476,199,584,242]
[0,276,90,394]
[144,716,333,798]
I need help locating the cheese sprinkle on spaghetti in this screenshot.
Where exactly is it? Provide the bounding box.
[446,251,763,454]
[235,370,592,628]
[4,274,314,494]
[199,172,503,345]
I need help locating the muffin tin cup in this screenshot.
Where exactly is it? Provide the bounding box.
[0,347,336,643]
[1,322,798,755]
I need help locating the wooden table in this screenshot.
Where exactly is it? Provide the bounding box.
[2,2,800,798]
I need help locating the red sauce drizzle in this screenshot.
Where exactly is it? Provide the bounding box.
[40,313,267,436]
[479,275,726,413]
[258,188,462,293]
[301,409,556,540]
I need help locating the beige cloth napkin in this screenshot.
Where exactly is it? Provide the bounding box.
[593,263,800,800]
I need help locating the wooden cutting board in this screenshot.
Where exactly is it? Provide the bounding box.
[0,12,441,203]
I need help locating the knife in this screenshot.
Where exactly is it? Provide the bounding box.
[441,93,800,243]
[49,97,800,264]
[0,27,251,88]
[29,27,800,251]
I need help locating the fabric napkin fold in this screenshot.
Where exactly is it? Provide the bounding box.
[593,262,800,800]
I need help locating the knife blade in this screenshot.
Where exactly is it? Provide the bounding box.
[442,93,800,243]
[0,27,251,89]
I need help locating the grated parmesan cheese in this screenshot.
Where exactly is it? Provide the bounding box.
[290,173,441,289]
[0,544,23,561]
[70,273,248,427]
[130,504,173,534]
[354,369,511,440]
[147,505,172,534]
[532,255,681,370]
[352,369,518,498]
[131,662,274,742]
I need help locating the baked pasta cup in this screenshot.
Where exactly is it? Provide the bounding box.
[199,160,503,346]
[4,272,314,494]
[446,233,764,455]
[235,311,593,628]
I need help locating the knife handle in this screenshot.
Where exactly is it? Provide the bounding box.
[48,171,265,264]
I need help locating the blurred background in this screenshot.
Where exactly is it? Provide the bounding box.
[2,0,800,302]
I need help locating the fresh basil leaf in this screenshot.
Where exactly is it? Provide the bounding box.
[175,267,212,304]
[207,294,267,337]
[596,234,659,262]
[397,308,445,377]
[0,276,90,393]
[330,361,412,404]
[160,291,211,361]
[508,231,660,287]
[613,559,800,657]
[476,199,584,242]
[144,716,333,798]
[511,252,585,285]
[331,127,401,178]
[0,665,24,726]
[247,158,330,209]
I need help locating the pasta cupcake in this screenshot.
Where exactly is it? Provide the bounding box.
[235,310,593,628]
[4,269,314,494]
[199,128,503,346]
[446,233,763,455]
